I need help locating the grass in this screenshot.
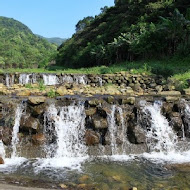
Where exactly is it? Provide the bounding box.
[2,56,190,81]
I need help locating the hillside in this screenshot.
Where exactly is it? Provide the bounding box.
[36,35,66,46]
[56,0,190,68]
[0,16,57,68]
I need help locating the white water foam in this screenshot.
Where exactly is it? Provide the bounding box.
[74,75,87,85]
[5,74,15,87]
[11,103,25,158]
[43,74,59,85]
[143,101,178,153]
[107,105,128,155]
[39,103,88,169]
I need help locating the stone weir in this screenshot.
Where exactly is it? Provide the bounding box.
[0,72,190,98]
[0,95,190,159]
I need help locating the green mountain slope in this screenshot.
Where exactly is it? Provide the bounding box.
[0,16,57,68]
[36,35,66,46]
[57,0,190,68]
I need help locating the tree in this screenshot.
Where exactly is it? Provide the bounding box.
[75,16,94,33]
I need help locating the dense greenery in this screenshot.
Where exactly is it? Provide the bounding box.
[0,16,57,68]
[36,35,66,46]
[57,0,190,69]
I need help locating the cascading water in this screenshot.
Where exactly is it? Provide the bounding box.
[185,102,190,133]
[107,105,128,155]
[0,140,5,159]
[143,101,178,153]
[97,77,103,86]
[43,74,59,85]
[62,75,74,84]
[5,74,14,87]
[74,75,87,85]
[44,103,87,158]
[11,103,25,158]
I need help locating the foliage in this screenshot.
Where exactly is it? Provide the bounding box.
[0,16,57,69]
[38,80,46,91]
[57,0,190,69]
[47,89,58,98]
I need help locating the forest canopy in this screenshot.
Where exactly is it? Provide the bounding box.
[56,0,190,68]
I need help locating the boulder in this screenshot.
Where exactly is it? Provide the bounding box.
[85,130,100,146]
[85,107,97,116]
[16,90,31,96]
[121,97,135,105]
[20,115,40,131]
[0,157,4,164]
[56,86,68,96]
[92,115,108,129]
[183,88,190,96]
[160,91,181,96]
[28,96,46,105]
[32,134,46,145]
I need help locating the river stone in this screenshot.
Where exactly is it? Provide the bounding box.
[160,91,181,96]
[32,134,46,145]
[166,96,180,102]
[20,115,40,130]
[0,157,4,164]
[92,115,108,129]
[85,107,97,116]
[1,127,12,146]
[16,90,31,96]
[28,96,46,105]
[122,97,135,105]
[183,88,190,95]
[56,86,67,96]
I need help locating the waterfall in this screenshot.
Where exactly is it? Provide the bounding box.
[11,103,25,158]
[62,75,74,83]
[143,101,178,153]
[44,103,87,158]
[0,140,5,159]
[184,102,190,134]
[5,74,14,87]
[107,105,128,155]
[73,75,87,85]
[43,74,59,85]
[97,77,103,86]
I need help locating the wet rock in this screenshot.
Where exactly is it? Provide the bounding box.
[59,184,68,189]
[122,97,135,105]
[85,107,97,116]
[56,86,68,96]
[1,127,12,145]
[88,99,104,106]
[183,88,190,95]
[32,134,46,145]
[133,126,146,144]
[169,112,183,135]
[30,103,46,116]
[92,115,108,129]
[0,157,4,164]
[85,130,100,145]
[28,96,46,105]
[79,175,90,183]
[16,90,31,96]
[20,114,40,131]
[107,96,115,104]
[160,91,181,96]
[166,96,180,102]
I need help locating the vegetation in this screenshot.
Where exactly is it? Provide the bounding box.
[36,35,66,46]
[56,0,190,69]
[0,16,57,69]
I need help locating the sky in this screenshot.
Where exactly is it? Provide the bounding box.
[0,0,115,38]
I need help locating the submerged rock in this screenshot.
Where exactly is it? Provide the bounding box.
[0,157,4,164]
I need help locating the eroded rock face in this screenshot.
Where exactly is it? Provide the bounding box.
[32,134,46,145]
